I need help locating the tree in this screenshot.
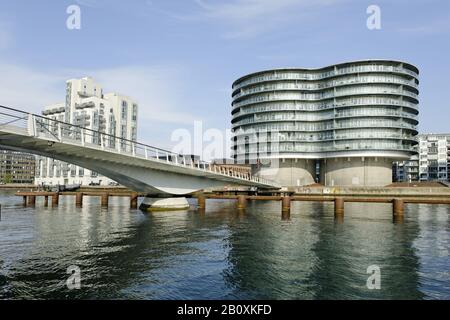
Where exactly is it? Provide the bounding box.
[3,174,12,184]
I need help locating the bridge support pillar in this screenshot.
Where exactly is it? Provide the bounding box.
[237,195,247,210]
[52,193,59,207]
[130,193,138,209]
[101,193,109,207]
[282,196,291,220]
[76,192,83,207]
[334,197,344,217]
[44,195,49,207]
[27,195,36,206]
[23,196,27,206]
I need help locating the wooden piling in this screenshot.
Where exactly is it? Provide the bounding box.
[334,197,344,217]
[76,192,83,207]
[197,194,206,209]
[237,195,247,210]
[52,193,59,207]
[130,193,138,209]
[335,214,344,224]
[281,210,290,220]
[282,196,291,211]
[101,193,109,207]
[393,199,404,216]
[393,214,405,224]
[44,195,49,207]
[281,196,291,219]
[23,196,27,206]
[27,195,36,206]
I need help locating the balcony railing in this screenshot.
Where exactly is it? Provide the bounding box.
[232,88,418,109]
[234,76,418,99]
[233,64,418,91]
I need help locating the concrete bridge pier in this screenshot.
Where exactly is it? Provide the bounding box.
[139,196,190,211]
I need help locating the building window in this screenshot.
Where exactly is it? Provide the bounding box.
[132,104,138,122]
[122,101,128,120]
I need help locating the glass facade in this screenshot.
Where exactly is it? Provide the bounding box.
[231,60,419,160]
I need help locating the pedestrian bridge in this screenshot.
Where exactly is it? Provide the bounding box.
[0,105,279,195]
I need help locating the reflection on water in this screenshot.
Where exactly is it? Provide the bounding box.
[0,190,449,299]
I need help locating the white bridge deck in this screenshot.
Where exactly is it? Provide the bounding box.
[0,105,279,194]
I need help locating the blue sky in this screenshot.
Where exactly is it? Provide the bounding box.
[0,0,449,150]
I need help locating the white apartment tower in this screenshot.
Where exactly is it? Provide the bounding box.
[35,77,138,186]
[417,134,450,182]
[394,134,450,183]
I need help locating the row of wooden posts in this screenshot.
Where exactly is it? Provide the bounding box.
[19,191,446,223]
[21,192,139,209]
[196,194,410,221]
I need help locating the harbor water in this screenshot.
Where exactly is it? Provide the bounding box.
[0,190,449,299]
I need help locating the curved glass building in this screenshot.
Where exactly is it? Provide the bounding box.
[231,60,419,187]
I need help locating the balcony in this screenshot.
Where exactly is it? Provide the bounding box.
[232,65,418,91]
[42,106,65,115]
[77,91,93,98]
[75,101,95,109]
[232,88,419,109]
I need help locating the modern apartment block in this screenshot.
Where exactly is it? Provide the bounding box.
[231,60,419,187]
[35,77,138,186]
[394,134,450,182]
[392,152,419,182]
[0,149,36,184]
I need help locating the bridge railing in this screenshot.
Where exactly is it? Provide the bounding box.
[0,105,279,187]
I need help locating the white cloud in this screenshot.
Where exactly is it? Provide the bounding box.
[0,19,14,51]
[74,0,112,8]
[0,62,199,126]
[175,0,344,39]
[0,63,65,113]
[195,0,326,20]
[0,29,12,50]
[397,16,450,35]
[84,65,200,125]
